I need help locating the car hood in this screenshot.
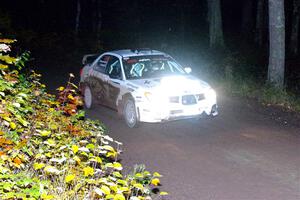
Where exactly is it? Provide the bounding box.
[128,75,211,94]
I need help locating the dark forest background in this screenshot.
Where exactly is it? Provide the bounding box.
[0,0,299,93]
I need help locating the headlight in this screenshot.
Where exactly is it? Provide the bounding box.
[144,91,153,101]
[205,88,217,101]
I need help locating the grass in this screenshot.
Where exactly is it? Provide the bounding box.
[220,77,300,112]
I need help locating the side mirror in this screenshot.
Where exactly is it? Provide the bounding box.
[184,67,192,74]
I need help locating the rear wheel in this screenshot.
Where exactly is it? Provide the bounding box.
[84,85,93,109]
[123,98,139,128]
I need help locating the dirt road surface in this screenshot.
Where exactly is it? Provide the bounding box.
[86,95,300,200]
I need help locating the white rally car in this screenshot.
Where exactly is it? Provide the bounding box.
[80,49,218,128]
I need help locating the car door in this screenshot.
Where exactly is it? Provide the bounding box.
[105,56,123,109]
[88,54,111,106]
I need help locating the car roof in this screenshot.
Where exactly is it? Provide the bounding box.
[109,49,167,58]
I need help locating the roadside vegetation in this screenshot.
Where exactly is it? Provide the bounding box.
[195,51,300,113]
[221,77,300,112]
[0,37,167,199]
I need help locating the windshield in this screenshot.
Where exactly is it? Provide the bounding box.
[122,55,186,80]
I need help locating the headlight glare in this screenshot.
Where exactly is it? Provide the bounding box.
[144,91,153,101]
[205,88,216,100]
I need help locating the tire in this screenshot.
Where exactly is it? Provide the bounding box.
[84,85,93,109]
[123,98,139,128]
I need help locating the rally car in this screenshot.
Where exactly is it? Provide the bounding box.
[80,49,218,128]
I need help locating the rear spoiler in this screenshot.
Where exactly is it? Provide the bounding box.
[82,54,100,65]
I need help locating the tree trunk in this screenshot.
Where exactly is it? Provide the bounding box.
[290,0,300,55]
[255,0,265,46]
[207,0,224,48]
[268,0,285,88]
[75,0,81,36]
[241,0,254,39]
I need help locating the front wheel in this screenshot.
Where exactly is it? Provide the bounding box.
[123,98,139,128]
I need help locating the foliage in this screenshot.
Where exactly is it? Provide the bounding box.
[221,76,300,112]
[0,37,167,199]
[204,52,300,112]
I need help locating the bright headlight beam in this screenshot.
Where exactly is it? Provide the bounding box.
[205,88,217,101]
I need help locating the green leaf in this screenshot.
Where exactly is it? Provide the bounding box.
[113,162,123,171]
[37,130,51,137]
[86,143,95,150]
[112,171,123,178]
[117,179,127,186]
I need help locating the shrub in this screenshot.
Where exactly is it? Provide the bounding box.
[0,37,167,199]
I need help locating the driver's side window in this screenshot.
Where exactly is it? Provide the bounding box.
[106,56,122,79]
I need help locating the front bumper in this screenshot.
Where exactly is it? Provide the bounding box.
[136,99,218,123]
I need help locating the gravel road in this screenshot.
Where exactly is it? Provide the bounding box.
[86,95,300,200]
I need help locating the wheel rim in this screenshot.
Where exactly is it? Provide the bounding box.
[125,100,136,126]
[84,86,92,108]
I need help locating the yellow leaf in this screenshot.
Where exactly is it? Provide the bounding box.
[107,151,117,158]
[65,174,75,183]
[134,173,143,179]
[3,116,11,122]
[57,86,65,91]
[118,187,129,192]
[45,152,52,158]
[33,163,45,170]
[72,145,79,154]
[113,194,125,200]
[151,178,160,186]
[73,156,81,164]
[38,130,51,137]
[113,162,123,171]
[0,39,16,44]
[83,166,94,176]
[100,185,110,195]
[41,193,54,200]
[45,139,55,146]
[9,122,16,130]
[117,180,127,186]
[133,183,144,191]
[102,145,115,151]
[160,191,169,196]
[113,171,123,178]
[110,185,118,193]
[96,156,102,163]
[67,94,74,100]
[0,64,8,69]
[153,172,162,177]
